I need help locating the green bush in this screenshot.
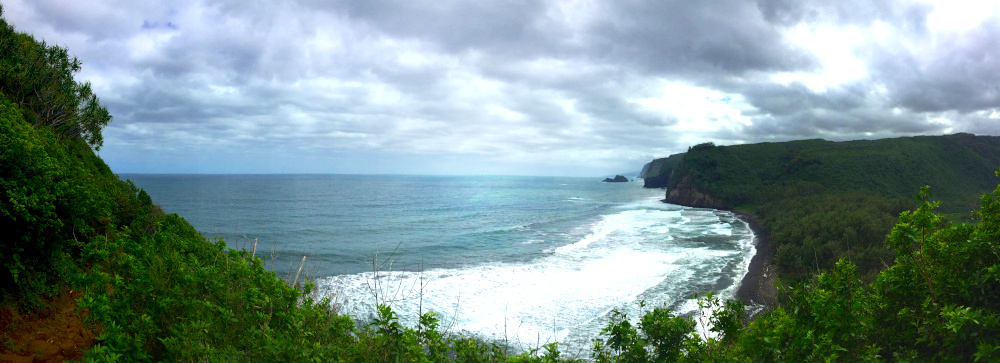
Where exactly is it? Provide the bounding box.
[0,95,112,305]
[590,183,1000,361]
[5,4,1000,360]
[658,134,1000,281]
[0,5,112,150]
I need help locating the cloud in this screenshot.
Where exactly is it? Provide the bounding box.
[3,0,998,176]
[869,17,1000,113]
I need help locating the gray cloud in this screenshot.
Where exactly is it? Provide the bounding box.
[589,1,816,76]
[4,0,999,176]
[871,19,1000,113]
[323,0,551,53]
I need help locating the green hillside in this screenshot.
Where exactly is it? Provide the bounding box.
[670,135,1000,213]
[4,7,1000,361]
[650,135,1000,279]
[639,153,685,188]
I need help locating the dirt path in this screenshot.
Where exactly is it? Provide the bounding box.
[1,288,96,362]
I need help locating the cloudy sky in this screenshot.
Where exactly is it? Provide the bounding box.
[4,1,999,176]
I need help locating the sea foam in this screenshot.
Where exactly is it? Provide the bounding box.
[314,198,755,354]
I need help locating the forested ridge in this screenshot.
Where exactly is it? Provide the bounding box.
[4,7,1000,361]
[648,135,1000,280]
[671,135,1000,213]
[638,153,684,188]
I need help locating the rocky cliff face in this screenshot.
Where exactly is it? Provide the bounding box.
[639,162,651,178]
[643,174,670,188]
[641,153,685,188]
[663,175,727,209]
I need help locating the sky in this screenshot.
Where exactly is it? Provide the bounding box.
[4,0,1000,176]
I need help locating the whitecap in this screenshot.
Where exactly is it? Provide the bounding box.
[315,204,757,355]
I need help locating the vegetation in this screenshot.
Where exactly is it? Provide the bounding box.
[657,136,1000,279]
[0,93,118,306]
[0,86,582,362]
[591,185,1000,361]
[0,11,579,361]
[4,7,1000,361]
[670,137,1000,213]
[0,5,111,150]
[639,153,684,188]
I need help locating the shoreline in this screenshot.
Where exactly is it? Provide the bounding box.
[660,199,777,317]
[729,210,777,317]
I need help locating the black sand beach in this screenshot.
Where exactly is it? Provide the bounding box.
[731,210,777,316]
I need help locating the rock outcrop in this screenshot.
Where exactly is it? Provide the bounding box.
[643,174,671,188]
[663,175,727,209]
[603,175,629,182]
[641,153,685,188]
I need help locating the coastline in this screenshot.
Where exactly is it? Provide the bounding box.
[660,198,777,317]
[729,210,777,317]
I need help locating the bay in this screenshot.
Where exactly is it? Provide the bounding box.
[125,174,755,355]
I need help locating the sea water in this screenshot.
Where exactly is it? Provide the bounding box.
[125,174,755,356]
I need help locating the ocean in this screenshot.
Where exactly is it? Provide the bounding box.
[124,174,755,355]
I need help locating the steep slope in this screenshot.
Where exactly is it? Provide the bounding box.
[0,11,587,361]
[7,5,1000,360]
[657,134,1000,279]
[640,152,685,188]
[666,135,1000,212]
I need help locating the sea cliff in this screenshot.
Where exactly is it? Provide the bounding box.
[649,133,1000,283]
[663,175,726,209]
[659,173,774,310]
[640,153,684,188]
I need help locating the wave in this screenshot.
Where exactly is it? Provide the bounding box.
[314,198,756,354]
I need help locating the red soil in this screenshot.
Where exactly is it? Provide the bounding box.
[0,288,96,362]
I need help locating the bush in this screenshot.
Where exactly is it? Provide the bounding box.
[0,95,111,305]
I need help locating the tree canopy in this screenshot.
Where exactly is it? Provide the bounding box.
[0,5,111,150]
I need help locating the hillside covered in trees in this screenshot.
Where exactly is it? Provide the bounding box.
[638,153,684,188]
[3,6,1000,361]
[645,135,1000,280]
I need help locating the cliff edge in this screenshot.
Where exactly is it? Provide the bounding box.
[661,173,774,311]
[662,175,727,209]
[641,153,685,188]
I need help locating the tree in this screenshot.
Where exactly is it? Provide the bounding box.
[0,5,111,150]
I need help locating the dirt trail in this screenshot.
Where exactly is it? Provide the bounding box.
[1,288,96,362]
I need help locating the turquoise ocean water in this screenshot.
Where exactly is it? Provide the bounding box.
[125,174,754,355]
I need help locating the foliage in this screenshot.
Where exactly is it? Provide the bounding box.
[867,184,1000,360]
[0,94,114,305]
[743,184,1000,361]
[590,295,747,362]
[5,6,1000,361]
[653,134,1000,280]
[762,190,908,279]
[641,153,685,187]
[589,184,1000,361]
[0,10,589,361]
[0,88,586,360]
[668,135,1000,212]
[67,214,590,362]
[0,5,111,150]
